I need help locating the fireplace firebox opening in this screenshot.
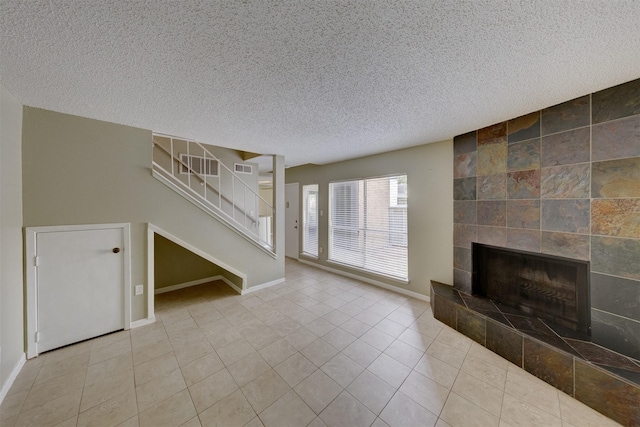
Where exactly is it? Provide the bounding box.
[472,243,590,337]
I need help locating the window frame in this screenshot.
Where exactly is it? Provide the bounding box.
[328,174,408,282]
[302,184,319,257]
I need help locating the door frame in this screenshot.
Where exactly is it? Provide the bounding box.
[285,183,300,259]
[25,223,131,358]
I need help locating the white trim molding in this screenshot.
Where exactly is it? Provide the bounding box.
[0,354,26,404]
[298,259,430,302]
[155,275,225,294]
[130,317,156,329]
[242,277,286,294]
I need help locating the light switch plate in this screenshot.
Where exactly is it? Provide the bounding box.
[135,285,144,296]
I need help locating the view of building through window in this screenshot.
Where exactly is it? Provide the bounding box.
[329,175,408,280]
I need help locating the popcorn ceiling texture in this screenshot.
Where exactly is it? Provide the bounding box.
[1,1,640,167]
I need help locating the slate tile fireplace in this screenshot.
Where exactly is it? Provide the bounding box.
[447,77,640,425]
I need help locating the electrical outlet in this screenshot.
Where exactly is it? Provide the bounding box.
[319,247,324,254]
[135,285,144,296]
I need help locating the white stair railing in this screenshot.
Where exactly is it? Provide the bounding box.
[151,133,274,253]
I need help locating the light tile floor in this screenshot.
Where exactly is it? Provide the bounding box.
[1,260,621,427]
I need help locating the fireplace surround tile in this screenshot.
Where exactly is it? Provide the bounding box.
[456,307,486,346]
[591,198,640,238]
[486,320,523,366]
[453,224,477,249]
[592,78,640,124]
[453,268,472,294]
[477,201,506,227]
[453,247,472,271]
[540,127,590,167]
[507,138,540,171]
[590,272,640,322]
[431,281,640,425]
[506,199,540,229]
[566,339,640,373]
[507,111,540,144]
[524,332,582,357]
[506,169,540,199]
[541,95,590,135]
[540,163,590,199]
[592,157,640,198]
[505,228,540,252]
[541,199,590,233]
[523,337,574,395]
[575,360,640,426]
[540,231,590,260]
[591,309,640,361]
[478,122,507,146]
[599,364,640,386]
[454,130,477,155]
[477,142,507,176]
[460,294,499,313]
[454,176,477,200]
[591,236,640,280]
[453,200,476,224]
[454,151,476,178]
[477,173,506,200]
[433,294,457,330]
[476,226,507,247]
[592,114,640,162]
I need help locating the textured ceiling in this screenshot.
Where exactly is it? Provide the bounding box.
[2,1,640,168]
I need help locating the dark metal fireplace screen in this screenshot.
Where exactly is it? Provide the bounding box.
[472,243,590,337]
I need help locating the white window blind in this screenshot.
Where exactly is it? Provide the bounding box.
[302,184,319,256]
[329,175,408,281]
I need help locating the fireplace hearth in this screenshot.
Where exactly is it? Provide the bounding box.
[430,279,640,425]
[472,243,590,338]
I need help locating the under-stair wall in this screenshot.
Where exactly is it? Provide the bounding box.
[153,233,224,291]
[22,107,285,322]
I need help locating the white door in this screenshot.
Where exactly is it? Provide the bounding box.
[285,183,299,259]
[36,227,125,353]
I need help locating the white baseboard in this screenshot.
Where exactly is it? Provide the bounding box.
[154,274,246,296]
[0,353,26,404]
[297,259,430,302]
[130,317,156,329]
[154,276,223,294]
[242,277,285,294]
[220,276,243,294]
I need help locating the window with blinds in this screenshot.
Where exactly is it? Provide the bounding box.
[329,175,408,281]
[302,184,319,256]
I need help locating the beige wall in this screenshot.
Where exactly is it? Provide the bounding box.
[0,84,24,389]
[154,234,223,289]
[22,107,285,321]
[153,233,244,290]
[259,188,273,216]
[285,140,454,297]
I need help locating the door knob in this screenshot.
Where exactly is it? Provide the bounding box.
[112,248,121,253]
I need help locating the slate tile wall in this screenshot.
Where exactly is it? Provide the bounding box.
[453,77,640,359]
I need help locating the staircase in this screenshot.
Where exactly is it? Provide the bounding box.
[151,133,275,256]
